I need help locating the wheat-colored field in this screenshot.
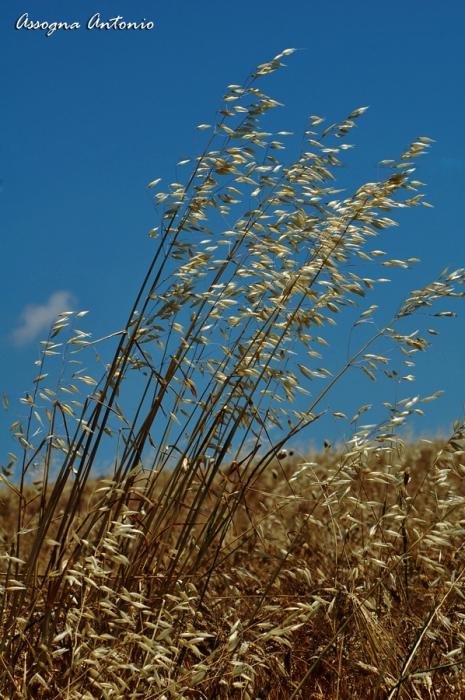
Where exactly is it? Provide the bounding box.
[2,49,465,698]
[2,439,465,698]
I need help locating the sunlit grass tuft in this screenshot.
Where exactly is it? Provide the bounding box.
[2,50,465,698]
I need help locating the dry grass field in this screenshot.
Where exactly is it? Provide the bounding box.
[2,438,465,698]
[2,50,465,698]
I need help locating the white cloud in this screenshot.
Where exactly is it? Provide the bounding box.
[12,290,77,346]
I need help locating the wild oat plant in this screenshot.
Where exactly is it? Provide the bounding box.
[2,50,465,699]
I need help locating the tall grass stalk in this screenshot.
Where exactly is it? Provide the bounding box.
[2,50,465,698]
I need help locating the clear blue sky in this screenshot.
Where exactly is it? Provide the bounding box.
[2,1,465,467]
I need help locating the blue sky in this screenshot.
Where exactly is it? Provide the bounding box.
[2,1,465,468]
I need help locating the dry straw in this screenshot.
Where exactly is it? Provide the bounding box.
[2,49,465,698]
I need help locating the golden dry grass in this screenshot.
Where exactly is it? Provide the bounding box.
[2,50,465,698]
[2,439,465,698]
